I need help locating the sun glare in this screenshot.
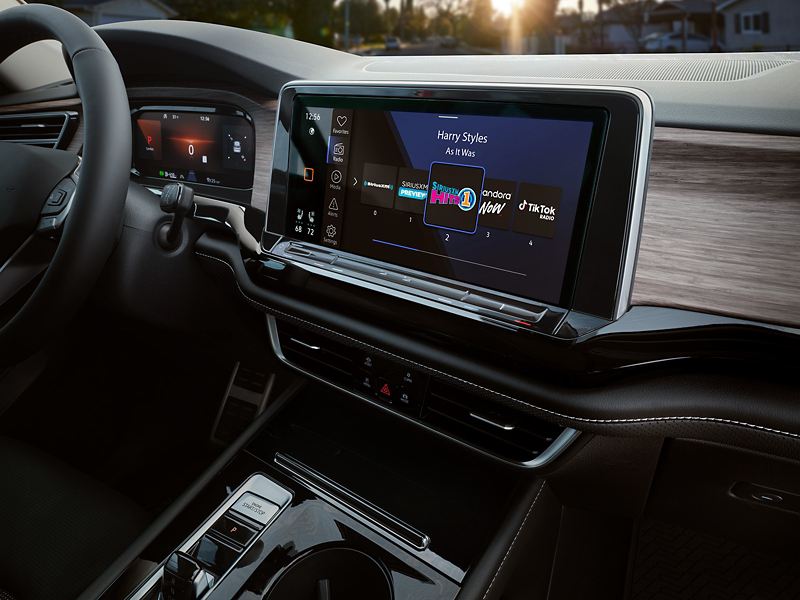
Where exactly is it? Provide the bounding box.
[491,0,520,17]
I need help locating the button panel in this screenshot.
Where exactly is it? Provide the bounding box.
[210,514,258,546]
[129,474,293,600]
[230,492,279,526]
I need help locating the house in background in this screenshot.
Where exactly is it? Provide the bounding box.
[647,0,724,38]
[595,0,724,53]
[64,0,176,26]
[719,0,800,50]
[596,2,668,52]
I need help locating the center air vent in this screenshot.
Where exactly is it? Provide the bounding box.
[272,319,577,466]
[0,111,77,149]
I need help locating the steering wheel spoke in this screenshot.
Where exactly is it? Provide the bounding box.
[0,235,56,312]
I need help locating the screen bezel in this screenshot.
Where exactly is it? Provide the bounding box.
[265,82,649,320]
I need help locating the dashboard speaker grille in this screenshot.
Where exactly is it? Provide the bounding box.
[0,111,76,148]
[561,58,793,82]
[365,55,795,82]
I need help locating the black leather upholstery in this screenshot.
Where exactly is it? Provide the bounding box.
[0,437,146,600]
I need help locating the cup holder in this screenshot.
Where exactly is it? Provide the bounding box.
[265,547,393,600]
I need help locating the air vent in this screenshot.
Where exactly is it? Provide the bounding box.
[0,111,77,149]
[422,379,567,464]
[272,319,576,466]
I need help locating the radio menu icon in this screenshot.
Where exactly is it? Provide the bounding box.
[424,162,485,234]
[512,183,561,238]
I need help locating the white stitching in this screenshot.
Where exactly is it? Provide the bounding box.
[197,251,800,441]
[482,481,547,600]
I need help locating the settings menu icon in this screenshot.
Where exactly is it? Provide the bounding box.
[325,224,337,238]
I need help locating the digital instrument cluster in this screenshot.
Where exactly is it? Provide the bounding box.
[132,106,255,190]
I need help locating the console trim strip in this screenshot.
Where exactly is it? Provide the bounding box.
[267,315,580,470]
[274,452,431,551]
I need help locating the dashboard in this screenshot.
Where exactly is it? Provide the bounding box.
[5,24,797,461]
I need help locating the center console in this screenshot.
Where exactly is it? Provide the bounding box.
[123,386,528,600]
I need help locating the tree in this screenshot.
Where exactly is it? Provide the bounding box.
[518,0,560,53]
[169,0,334,46]
[425,0,468,37]
[287,0,335,46]
[607,0,656,51]
[333,0,384,43]
[463,0,500,49]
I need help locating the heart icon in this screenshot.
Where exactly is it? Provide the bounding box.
[337,115,348,127]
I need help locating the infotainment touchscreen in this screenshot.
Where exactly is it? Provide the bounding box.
[283,96,607,307]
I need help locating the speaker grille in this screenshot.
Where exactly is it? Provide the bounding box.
[366,55,796,83]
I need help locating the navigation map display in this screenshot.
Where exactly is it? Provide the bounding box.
[284,95,607,306]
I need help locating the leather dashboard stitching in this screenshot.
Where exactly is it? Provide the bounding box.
[482,480,546,600]
[196,251,800,441]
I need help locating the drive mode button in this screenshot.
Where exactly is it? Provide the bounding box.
[231,492,279,527]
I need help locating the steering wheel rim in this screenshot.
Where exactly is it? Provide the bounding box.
[0,4,130,365]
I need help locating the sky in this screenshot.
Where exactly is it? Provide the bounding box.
[490,0,600,15]
[558,0,599,11]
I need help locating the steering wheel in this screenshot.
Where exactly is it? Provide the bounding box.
[0,5,130,365]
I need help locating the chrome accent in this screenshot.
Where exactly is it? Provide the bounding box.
[264,80,654,323]
[614,88,653,320]
[469,412,515,431]
[267,315,580,469]
[288,337,321,351]
[268,242,553,333]
[127,473,292,600]
[275,453,430,551]
[145,187,261,254]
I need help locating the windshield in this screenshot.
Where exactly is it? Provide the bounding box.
[29,0,798,55]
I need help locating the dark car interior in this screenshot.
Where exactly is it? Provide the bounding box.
[0,2,799,599]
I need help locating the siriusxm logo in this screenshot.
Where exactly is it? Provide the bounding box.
[429,181,478,212]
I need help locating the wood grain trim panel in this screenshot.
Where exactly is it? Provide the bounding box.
[632,127,800,327]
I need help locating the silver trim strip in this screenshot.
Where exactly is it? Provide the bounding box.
[127,473,292,600]
[288,337,321,351]
[469,412,516,431]
[614,90,653,320]
[145,187,261,254]
[267,315,580,469]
